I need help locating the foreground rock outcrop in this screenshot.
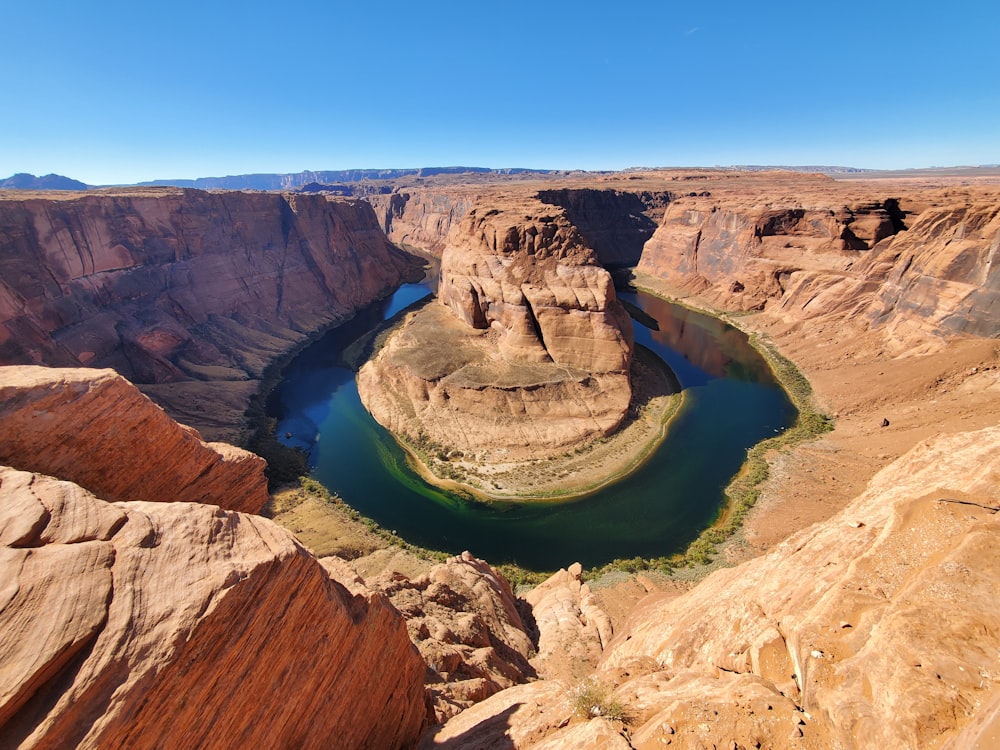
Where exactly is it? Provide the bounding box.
[329,551,537,724]
[0,365,430,748]
[358,192,635,476]
[0,466,427,749]
[423,426,1000,749]
[0,188,421,441]
[0,366,268,514]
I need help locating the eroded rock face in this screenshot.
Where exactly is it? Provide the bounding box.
[0,365,268,514]
[359,194,634,466]
[777,201,1000,342]
[369,189,477,256]
[0,466,428,749]
[638,196,901,311]
[352,552,537,724]
[594,425,1000,749]
[524,563,612,681]
[423,427,1000,748]
[0,189,420,440]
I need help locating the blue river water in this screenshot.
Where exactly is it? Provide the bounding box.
[268,283,796,570]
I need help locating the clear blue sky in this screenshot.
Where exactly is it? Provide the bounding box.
[3,0,997,184]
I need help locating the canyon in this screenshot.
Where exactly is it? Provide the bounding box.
[0,188,422,444]
[1,169,999,748]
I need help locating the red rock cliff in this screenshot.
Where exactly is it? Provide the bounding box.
[0,365,268,514]
[0,188,421,440]
[0,466,428,749]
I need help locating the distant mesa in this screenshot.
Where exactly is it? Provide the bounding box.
[135,166,564,191]
[0,172,89,190]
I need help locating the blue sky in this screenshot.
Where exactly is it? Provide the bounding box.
[3,0,997,184]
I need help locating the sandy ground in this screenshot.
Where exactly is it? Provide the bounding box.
[264,486,434,580]
[736,316,1000,558]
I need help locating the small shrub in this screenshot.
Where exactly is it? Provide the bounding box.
[569,678,630,723]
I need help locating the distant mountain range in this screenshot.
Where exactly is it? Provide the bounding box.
[134,167,563,191]
[0,173,89,190]
[4,164,999,192]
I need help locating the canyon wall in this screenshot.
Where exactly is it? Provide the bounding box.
[633,174,1000,348]
[0,188,421,441]
[0,366,268,514]
[369,189,477,256]
[0,366,428,749]
[637,193,902,310]
[775,200,1000,343]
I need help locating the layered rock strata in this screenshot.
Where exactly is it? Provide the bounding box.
[774,200,1000,343]
[637,192,903,311]
[0,466,428,749]
[0,366,268,514]
[0,188,420,441]
[358,195,635,469]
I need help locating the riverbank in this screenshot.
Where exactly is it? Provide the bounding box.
[395,345,682,501]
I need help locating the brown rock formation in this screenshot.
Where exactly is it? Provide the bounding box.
[0,188,421,441]
[0,366,268,514]
[775,200,1000,344]
[524,563,612,681]
[369,189,478,256]
[422,426,1000,748]
[637,188,902,311]
[0,466,427,749]
[358,193,635,471]
[332,551,537,724]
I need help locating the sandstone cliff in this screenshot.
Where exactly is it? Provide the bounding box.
[369,189,477,256]
[0,466,428,749]
[0,188,421,441]
[637,190,902,311]
[0,365,429,748]
[774,200,1000,344]
[0,366,268,514]
[358,191,635,472]
[423,426,1000,749]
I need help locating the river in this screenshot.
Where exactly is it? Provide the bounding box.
[267,283,796,570]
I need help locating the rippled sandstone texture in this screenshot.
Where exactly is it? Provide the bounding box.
[0,365,268,513]
[0,188,420,441]
[358,192,635,465]
[0,366,428,749]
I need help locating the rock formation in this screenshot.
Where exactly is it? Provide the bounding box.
[328,551,537,724]
[0,188,421,441]
[0,365,429,749]
[358,193,635,471]
[775,200,1000,343]
[423,426,1000,749]
[0,466,428,749]
[0,366,268,513]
